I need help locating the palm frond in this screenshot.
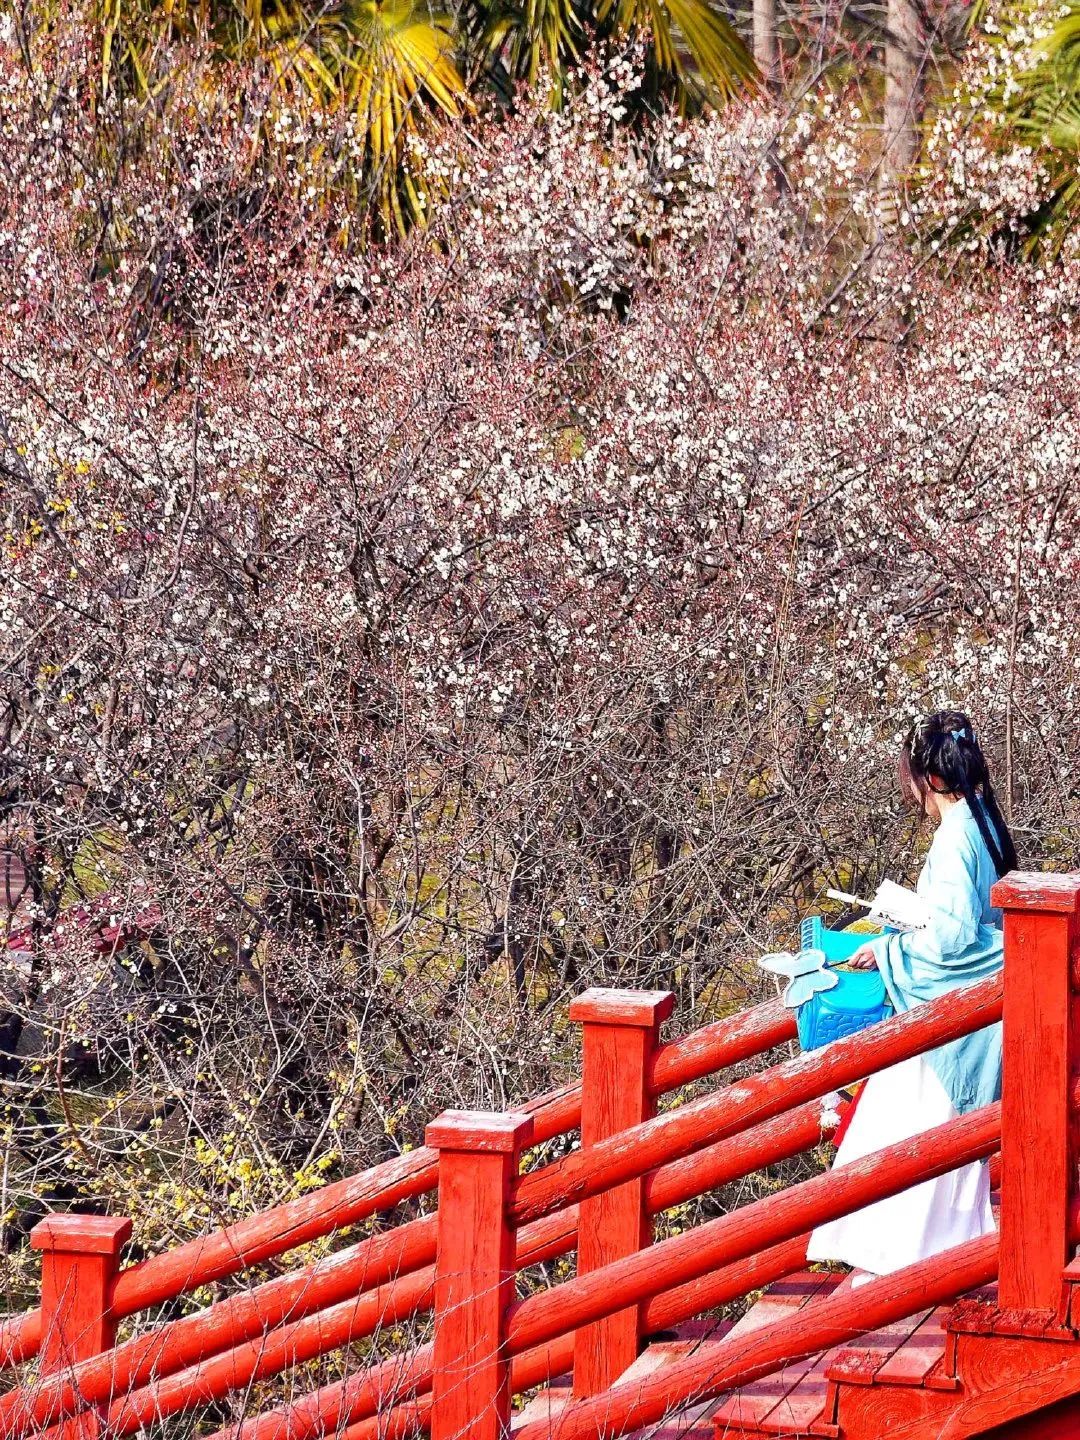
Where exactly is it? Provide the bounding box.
[473,0,581,90]
[650,0,757,101]
[596,0,756,106]
[89,0,467,233]
[314,0,467,230]
[990,0,1080,252]
[1036,4,1080,77]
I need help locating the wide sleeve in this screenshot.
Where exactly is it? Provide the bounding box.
[868,829,988,1004]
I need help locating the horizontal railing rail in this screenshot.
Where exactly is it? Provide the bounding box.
[646,1001,797,1093]
[23,975,997,1439]
[209,1098,998,1440]
[514,1232,1003,1440]
[505,1102,1000,1357]
[231,976,1004,1440]
[510,973,1002,1226]
[0,994,796,1373]
[13,866,1076,1440]
[516,1198,1080,1440]
[223,1234,818,1440]
[0,1146,439,1371]
[6,1094,843,1438]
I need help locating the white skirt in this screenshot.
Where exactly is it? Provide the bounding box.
[806,1052,996,1277]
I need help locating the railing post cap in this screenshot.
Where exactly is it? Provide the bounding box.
[568,987,676,1028]
[31,1214,133,1256]
[992,871,1080,915]
[425,1109,534,1153]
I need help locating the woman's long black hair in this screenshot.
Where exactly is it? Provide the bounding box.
[903,710,1018,879]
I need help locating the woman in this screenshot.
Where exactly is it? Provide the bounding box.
[806,710,1018,1283]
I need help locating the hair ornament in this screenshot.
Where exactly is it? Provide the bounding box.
[950,728,966,742]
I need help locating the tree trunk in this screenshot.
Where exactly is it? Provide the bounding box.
[753,0,778,85]
[881,0,924,188]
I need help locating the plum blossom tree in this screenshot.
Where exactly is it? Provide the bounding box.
[1,7,1079,1410]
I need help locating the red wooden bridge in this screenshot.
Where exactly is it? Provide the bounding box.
[5,871,1080,1440]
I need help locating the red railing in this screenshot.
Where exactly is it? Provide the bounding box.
[2,873,1077,1440]
[0,992,793,1370]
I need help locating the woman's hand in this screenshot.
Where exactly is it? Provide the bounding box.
[847,946,879,970]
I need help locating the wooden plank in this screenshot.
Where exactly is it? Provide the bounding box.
[761,1289,919,1436]
[730,1309,852,1432]
[714,1348,828,1433]
[514,1235,999,1440]
[616,1337,729,1386]
[872,1308,949,1386]
[712,1274,841,1433]
[627,1320,740,1433]
[753,1348,837,1434]
[738,1285,914,1433]
[718,1291,929,1436]
[675,1318,737,1342]
[724,1272,838,1343]
[823,1304,990,1439]
[823,1309,932,1388]
[513,1376,572,1429]
[618,1332,737,1440]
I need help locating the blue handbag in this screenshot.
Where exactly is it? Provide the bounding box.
[793,917,893,1051]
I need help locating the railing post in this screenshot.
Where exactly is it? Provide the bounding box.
[993,871,1080,1314]
[426,1109,534,1440]
[31,1213,132,1439]
[569,987,675,1396]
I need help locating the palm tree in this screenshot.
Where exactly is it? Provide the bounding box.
[300,0,468,233]
[96,0,468,233]
[94,0,755,236]
[473,0,757,110]
[994,0,1080,249]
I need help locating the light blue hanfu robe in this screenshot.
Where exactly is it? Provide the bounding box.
[807,798,1003,1277]
[872,797,1004,1115]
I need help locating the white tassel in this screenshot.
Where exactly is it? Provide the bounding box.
[820,1093,842,1131]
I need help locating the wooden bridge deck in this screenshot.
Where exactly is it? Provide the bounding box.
[515,1248,1044,1440]
[710,1270,957,1438]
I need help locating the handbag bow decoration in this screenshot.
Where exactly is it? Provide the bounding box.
[758,948,838,1009]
